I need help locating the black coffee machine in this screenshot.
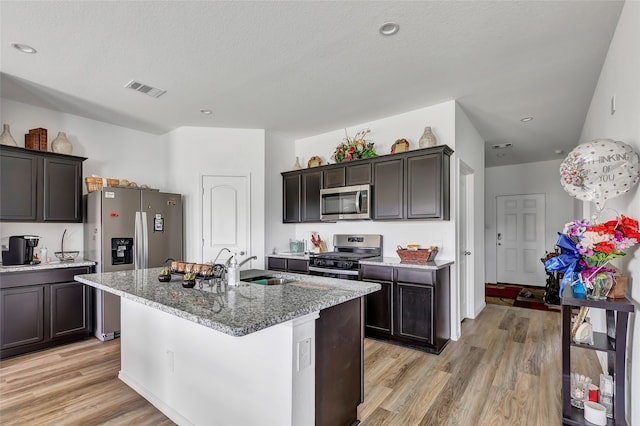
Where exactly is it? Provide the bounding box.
[2,236,40,265]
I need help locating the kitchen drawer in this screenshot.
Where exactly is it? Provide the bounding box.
[287,258,309,273]
[0,266,93,289]
[395,268,434,286]
[360,264,393,282]
[267,257,287,271]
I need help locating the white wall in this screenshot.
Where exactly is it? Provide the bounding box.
[484,159,576,285]
[264,131,296,255]
[454,103,486,318]
[0,98,169,256]
[578,2,639,423]
[166,126,266,267]
[291,101,457,260]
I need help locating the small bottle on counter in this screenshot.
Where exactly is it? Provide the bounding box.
[40,247,48,263]
[227,254,239,286]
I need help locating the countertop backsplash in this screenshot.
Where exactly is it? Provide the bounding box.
[0,222,84,262]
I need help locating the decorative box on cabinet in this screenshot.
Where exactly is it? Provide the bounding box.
[0,266,94,359]
[361,263,450,354]
[0,145,86,222]
[561,287,634,425]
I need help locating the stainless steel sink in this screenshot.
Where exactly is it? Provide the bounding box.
[248,277,291,285]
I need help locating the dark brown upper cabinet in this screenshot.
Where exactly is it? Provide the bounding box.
[1,146,86,223]
[282,168,323,223]
[282,145,452,223]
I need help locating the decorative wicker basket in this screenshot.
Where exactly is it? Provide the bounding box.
[85,177,119,192]
[396,248,438,263]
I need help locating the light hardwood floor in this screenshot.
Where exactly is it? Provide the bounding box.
[0,304,600,425]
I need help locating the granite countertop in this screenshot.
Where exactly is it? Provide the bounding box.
[0,260,96,273]
[360,257,454,270]
[75,268,380,337]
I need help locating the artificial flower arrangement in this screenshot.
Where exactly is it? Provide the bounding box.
[331,128,378,163]
[545,215,640,299]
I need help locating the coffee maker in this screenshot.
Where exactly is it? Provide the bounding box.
[1,236,40,265]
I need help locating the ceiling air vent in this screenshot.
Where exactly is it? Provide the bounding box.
[124,80,166,98]
[491,143,513,149]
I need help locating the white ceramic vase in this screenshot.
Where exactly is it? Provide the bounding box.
[0,124,18,146]
[419,126,437,148]
[51,131,73,155]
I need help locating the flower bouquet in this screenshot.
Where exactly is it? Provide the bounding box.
[545,215,640,299]
[331,128,378,163]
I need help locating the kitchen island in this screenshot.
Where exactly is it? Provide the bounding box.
[75,268,380,426]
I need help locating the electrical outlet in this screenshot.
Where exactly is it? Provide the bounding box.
[297,338,311,371]
[611,94,616,115]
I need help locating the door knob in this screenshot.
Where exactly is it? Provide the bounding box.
[464,251,471,255]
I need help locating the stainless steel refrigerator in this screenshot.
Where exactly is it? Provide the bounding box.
[84,187,183,341]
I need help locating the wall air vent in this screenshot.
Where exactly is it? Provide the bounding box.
[124,80,166,98]
[491,143,513,149]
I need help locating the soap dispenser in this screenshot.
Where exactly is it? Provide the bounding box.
[227,253,239,286]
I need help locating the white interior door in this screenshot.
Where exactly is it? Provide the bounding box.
[458,166,474,321]
[496,194,546,286]
[202,175,250,266]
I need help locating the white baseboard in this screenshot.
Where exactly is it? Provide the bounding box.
[474,301,487,318]
[118,371,193,426]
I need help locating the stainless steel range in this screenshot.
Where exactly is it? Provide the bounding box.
[309,234,382,279]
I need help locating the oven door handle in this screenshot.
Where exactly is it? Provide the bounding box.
[309,266,360,276]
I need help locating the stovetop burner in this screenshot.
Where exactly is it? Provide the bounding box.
[309,234,382,274]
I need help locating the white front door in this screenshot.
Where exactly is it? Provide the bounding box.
[202,175,250,266]
[496,194,546,286]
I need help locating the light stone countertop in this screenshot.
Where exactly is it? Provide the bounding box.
[266,253,311,261]
[75,268,380,337]
[359,257,454,270]
[0,260,96,273]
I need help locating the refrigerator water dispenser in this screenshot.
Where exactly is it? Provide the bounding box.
[111,238,133,265]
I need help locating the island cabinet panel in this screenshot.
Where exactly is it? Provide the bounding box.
[0,266,94,359]
[0,285,45,350]
[282,173,301,223]
[316,297,363,426]
[372,158,404,220]
[301,170,322,222]
[0,145,86,223]
[362,264,451,354]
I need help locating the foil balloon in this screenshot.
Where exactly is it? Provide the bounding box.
[560,139,640,210]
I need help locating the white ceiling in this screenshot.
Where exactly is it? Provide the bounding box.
[0,1,624,167]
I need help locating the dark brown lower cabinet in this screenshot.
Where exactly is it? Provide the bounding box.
[266,256,309,274]
[0,266,94,359]
[362,264,450,354]
[316,297,363,426]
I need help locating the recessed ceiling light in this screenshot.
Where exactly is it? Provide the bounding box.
[200,109,213,115]
[11,43,37,54]
[520,116,534,122]
[379,22,399,36]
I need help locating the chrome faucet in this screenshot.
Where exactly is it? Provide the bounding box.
[237,255,257,268]
[213,247,231,265]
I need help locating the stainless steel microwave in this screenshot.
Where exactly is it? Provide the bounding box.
[320,184,371,220]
